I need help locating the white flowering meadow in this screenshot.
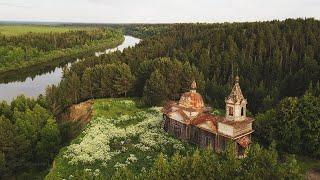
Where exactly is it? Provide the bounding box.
[46,99,194,179]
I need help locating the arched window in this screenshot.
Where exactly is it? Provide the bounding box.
[241,107,244,116]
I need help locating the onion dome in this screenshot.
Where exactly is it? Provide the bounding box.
[226,76,245,104]
[179,81,205,109]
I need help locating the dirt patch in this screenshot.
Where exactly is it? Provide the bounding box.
[59,100,94,140]
[306,170,320,180]
[69,100,93,123]
[61,100,93,124]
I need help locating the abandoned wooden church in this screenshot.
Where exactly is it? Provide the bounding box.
[162,76,254,156]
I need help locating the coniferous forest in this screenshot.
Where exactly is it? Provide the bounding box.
[48,19,320,114]
[0,27,123,73]
[1,18,320,179]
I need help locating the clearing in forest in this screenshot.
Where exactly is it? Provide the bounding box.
[45,99,194,179]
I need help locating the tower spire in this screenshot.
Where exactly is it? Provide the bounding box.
[235,68,239,84]
[191,80,197,92]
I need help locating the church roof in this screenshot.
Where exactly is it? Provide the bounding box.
[179,91,205,109]
[226,76,245,104]
[178,81,205,109]
[191,114,218,133]
[218,117,254,128]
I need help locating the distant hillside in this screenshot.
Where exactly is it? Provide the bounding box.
[0,26,124,73]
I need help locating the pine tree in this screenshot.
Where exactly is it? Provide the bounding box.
[66,72,81,104]
[35,118,61,165]
[100,65,116,98]
[148,153,170,180]
[143,70,167,106]
[0,116,30,173]
[81,68,94,99]
[181,62,194,93]
[112,167,134,180]
[297,94,320,157]
[0,152,6,177]
[45,85,61,116]
[170,153,184,179]
[113,64,135,97]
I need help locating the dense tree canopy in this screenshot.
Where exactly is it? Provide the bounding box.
[0,96,61,179]
[47,18,320,115]
[2,19,319,178]
[111,144,302,180]
[143,70,167,106]
[254,92,320,158]
[0,27,123,73]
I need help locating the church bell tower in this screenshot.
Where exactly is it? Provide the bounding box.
[225,76,247,121]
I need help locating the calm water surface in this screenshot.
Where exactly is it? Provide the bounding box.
[0,35,140,102]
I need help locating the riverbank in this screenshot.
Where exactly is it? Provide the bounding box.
[0,33,124,74]
[0,35,140,102]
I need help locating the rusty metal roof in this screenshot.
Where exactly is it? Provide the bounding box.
[178,91,205,109]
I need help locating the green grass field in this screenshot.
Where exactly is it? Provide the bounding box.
[0,25,91,36]
[45,98,194,179]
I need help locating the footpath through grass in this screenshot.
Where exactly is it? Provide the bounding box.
[45,98,194,179]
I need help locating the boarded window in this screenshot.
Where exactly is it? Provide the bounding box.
[229,107,233,116]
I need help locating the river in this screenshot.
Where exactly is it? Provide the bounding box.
[0,35,141,102]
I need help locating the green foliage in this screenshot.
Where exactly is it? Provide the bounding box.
[46,99,194,179]
[35,118,61,164]
[143,70,168,106]
[0,152,5,174]
[112,167,134,180]
[0,95,61,178]
[0,27,123,73]
[306,81,320,97]
[0,116,30,176]
[114,144,302,180]
[46,18,320,115]
[145,153,170,179]
[46,63,137,115]
[113,63,135,97]
[47,98,304,179]
[254,93,320,158]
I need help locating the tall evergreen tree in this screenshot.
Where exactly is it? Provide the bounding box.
[143,70,167,106]
[81,68,94,100]
[0,117,30,174]
[113,64,135,97]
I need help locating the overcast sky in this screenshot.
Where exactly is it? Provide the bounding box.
[1,0,320,23]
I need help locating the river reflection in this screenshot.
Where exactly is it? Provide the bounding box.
[0,35,140,102]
